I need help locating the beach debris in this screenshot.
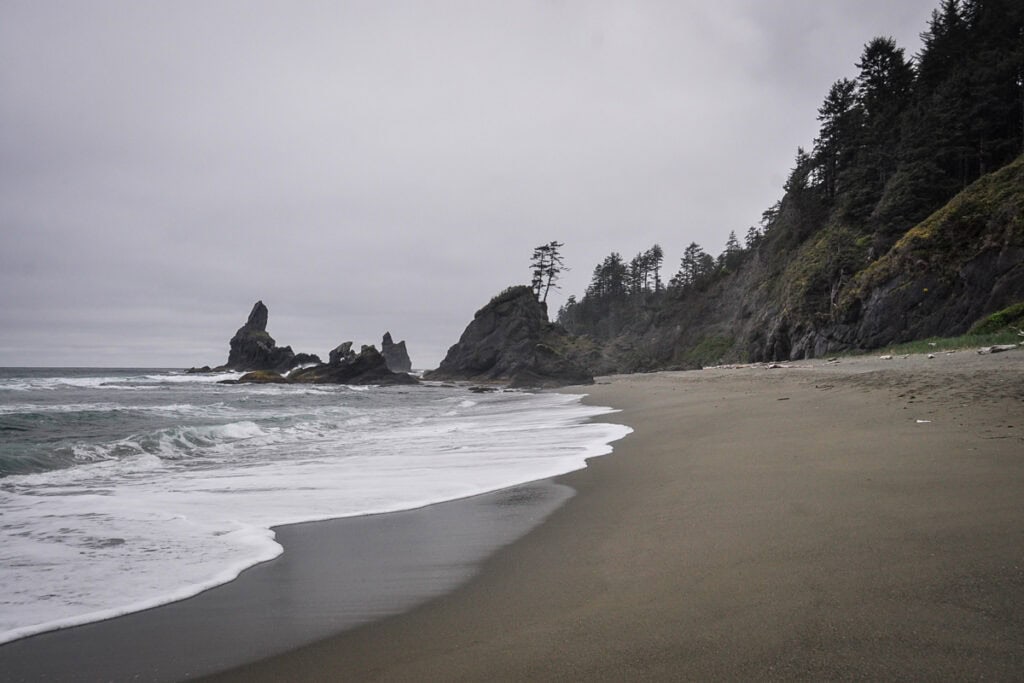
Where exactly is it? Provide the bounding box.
[927,354,936,359]
[879,354,893,360]
[916,419,932,424]
[767,363,785,369]
[777,397,790,401]
[977,344,1019,355]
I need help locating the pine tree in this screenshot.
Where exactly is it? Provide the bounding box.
[587,252,627,299]
[529,241,566,303]
[813,78,861,201]
[646,244,665,291]
[541,241,565,303]
[841,37,915,224]
[670,243,708,290]
[720,230,743,270]
[744,225,762,250]
[628,252,647,294]
[961,0,1024,174]
[917,0,968,92]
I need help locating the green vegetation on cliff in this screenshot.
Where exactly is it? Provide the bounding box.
[968,302,1024,335]
[557,0,1024,368]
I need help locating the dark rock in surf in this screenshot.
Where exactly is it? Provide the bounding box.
[380,332,413,373]
[290,352,322,367]
[224,301,307,373]
[234,370,291,384]
[328,342,356,366]
[290,345,419,386]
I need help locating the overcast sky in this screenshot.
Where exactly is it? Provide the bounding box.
[1,1,940,368]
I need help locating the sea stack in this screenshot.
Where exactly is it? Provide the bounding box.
[289,344,418,385]
[224,301,318,372]
[425,285,593,387]
[380,332,413,373]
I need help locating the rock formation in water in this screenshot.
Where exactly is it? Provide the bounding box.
[223,301,313,372]
[197,302,414,385]
[288,344,418,385]
[425,285,593,387]
[233,370,292,384]
[328,341,356,366]
[380,332,413,373]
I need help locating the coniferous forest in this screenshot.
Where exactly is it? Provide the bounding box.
[556,0,1024,371]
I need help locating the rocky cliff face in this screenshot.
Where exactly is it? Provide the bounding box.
[746,156,1024,360]
[830,158,1024,350]
[580,154,1024,368]
[380,332,413,373]
[426,286,593,387]
[225,301,317,372]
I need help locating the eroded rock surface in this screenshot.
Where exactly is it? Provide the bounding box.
[426,286,593,387]
[381,332,413,373]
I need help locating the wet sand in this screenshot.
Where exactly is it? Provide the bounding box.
[207,350,1024,680]
[0,481,574,682]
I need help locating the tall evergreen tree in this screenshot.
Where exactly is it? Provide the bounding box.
[646,244,665,291]
[627,252,645,294]
[720,231,743,270]
[587,252,628,299]
[917,0,968,91]
[961,0,1024,174]
[744,225,762,250]
[841,37,915,224]
[813,78,861,201]
[670,242,708,290]
[529,241,566,303]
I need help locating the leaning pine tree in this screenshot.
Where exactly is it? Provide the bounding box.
[530,241,566,303]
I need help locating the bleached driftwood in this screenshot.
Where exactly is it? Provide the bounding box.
[977,344,1020,355]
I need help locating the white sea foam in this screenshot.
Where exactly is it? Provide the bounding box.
[142,372,244,384]
[0,402,219,417]
[0,371,243,392]
[0,383,630,645]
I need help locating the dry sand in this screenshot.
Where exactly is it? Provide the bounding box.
[205,349,1024,680]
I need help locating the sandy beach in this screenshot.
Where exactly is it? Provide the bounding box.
[4,350,1022,681]
[206,349,1024,681]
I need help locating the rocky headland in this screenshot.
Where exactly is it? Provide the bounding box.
[425,285,593,388]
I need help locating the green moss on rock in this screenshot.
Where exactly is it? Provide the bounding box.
[968,302,1024,334]
[680,336,736,367]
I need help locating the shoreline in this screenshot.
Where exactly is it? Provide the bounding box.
[206,349,1024,680]
[0,379,627,680]
[0,479,577,682]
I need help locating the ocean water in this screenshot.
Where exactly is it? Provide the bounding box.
[0,368,630,645]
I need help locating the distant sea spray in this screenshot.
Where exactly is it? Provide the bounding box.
[0,368,629,644]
